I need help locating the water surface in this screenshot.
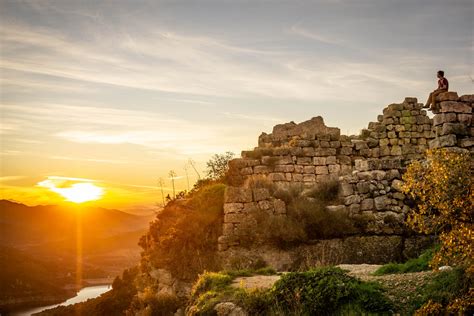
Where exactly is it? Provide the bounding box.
[12,285,111,316]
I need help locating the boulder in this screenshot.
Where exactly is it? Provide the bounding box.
[436,91,459,102]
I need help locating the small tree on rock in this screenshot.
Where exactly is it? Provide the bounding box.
[205,151,235,180]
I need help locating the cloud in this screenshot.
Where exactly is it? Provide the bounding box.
[289,24,343,45]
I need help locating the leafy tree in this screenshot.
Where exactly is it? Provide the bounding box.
[205,151,234,180]
[402,148,473,268]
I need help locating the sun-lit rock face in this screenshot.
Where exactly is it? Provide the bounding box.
[219,92,473,270]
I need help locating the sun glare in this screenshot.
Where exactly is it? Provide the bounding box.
[37,177,104,203]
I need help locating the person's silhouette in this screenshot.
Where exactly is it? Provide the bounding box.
[424,70,449,111]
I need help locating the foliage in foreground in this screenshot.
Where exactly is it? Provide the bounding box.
[188,267,393,315]
[402,148,473,269]
[413,267,474,315]
[373,247,435,276]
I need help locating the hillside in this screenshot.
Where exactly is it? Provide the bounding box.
[0,200,154,312]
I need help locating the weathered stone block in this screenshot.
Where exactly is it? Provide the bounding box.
[353,140,368,150]
[436,91,459,101]
[374,196,388,210]
[224,203,244,214]
[326,156,337,164]
[315,166,329,175]
[459,137,474,148]
[225,187,253,203]
[355,159,369,171]
[361,198,374,211]
[253,188,270,201]
[391,179,404,192]
[224,213,245,223]
[313,157,326,165]
[297,157,312,165]
[439,101,471,113]
[440,123,467,136]
[458,114,472,125]
[314,148,337,156]
[274,165,295,173]
[339,147,353,155]
[303,165,315,173]
[337,155,351,165]
[429,134,457,148]
[268,173,286,181]
[340,183,353,196]
[433,112,457,126]
[254,165,269,174]
[390,146,402,156]
[303,174,316,182]
[303,147,315,156]
[459,94,474,102]
[328,164,341,174]
[344,195,361,205]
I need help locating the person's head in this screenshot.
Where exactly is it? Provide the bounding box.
[437,70,444,78]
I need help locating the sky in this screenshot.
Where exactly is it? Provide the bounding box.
[0,0,473,212]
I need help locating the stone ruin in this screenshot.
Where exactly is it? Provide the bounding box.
[218,92,473,271]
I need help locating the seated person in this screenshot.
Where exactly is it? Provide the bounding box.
[424,70,449,110]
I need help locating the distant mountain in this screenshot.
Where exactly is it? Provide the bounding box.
[0,200,154,252]
[0,199,155,311]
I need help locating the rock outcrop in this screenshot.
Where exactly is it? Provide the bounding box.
[219,92,473,270]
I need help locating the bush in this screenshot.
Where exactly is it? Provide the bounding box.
[188,267,394,316]
[305,179,340,203]
[271,267,393,314]
[373,247,435,276]
[139,183,226,280]
[402,148,473,269]
[243,181,355,248]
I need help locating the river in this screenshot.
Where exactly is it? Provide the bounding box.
[11,285,111,316]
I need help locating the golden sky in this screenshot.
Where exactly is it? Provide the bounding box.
[1,0,472,212]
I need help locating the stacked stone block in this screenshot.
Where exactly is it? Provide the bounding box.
[429,92,473,151]
[219,93,473,256]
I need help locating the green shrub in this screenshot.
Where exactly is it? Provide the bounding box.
[409,267,473,315]
[192,272,233,297]
[243,180,355,248]
[305,179,340,203]
[139,183,226,280]
[373,247,434,276]
[271,267,393,315]
[188,267,393,316]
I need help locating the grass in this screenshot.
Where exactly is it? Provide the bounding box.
[188,267,394,316]
[373,247,434,276]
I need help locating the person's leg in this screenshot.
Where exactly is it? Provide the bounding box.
[430,90,446,110]
[425,91,434,108]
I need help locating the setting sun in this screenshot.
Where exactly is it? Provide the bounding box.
[37,177,104,203]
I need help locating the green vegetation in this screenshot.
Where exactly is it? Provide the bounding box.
[410,267,473,315]
[139,182,226,280]
[205,151,235,180]
[241,180,356,248]
[373,247,434,276]
[188,267,393,315]
[271,267,392,315]
[403,148,473,269]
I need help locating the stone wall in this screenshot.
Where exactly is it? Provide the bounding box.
[218,92,473,269]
